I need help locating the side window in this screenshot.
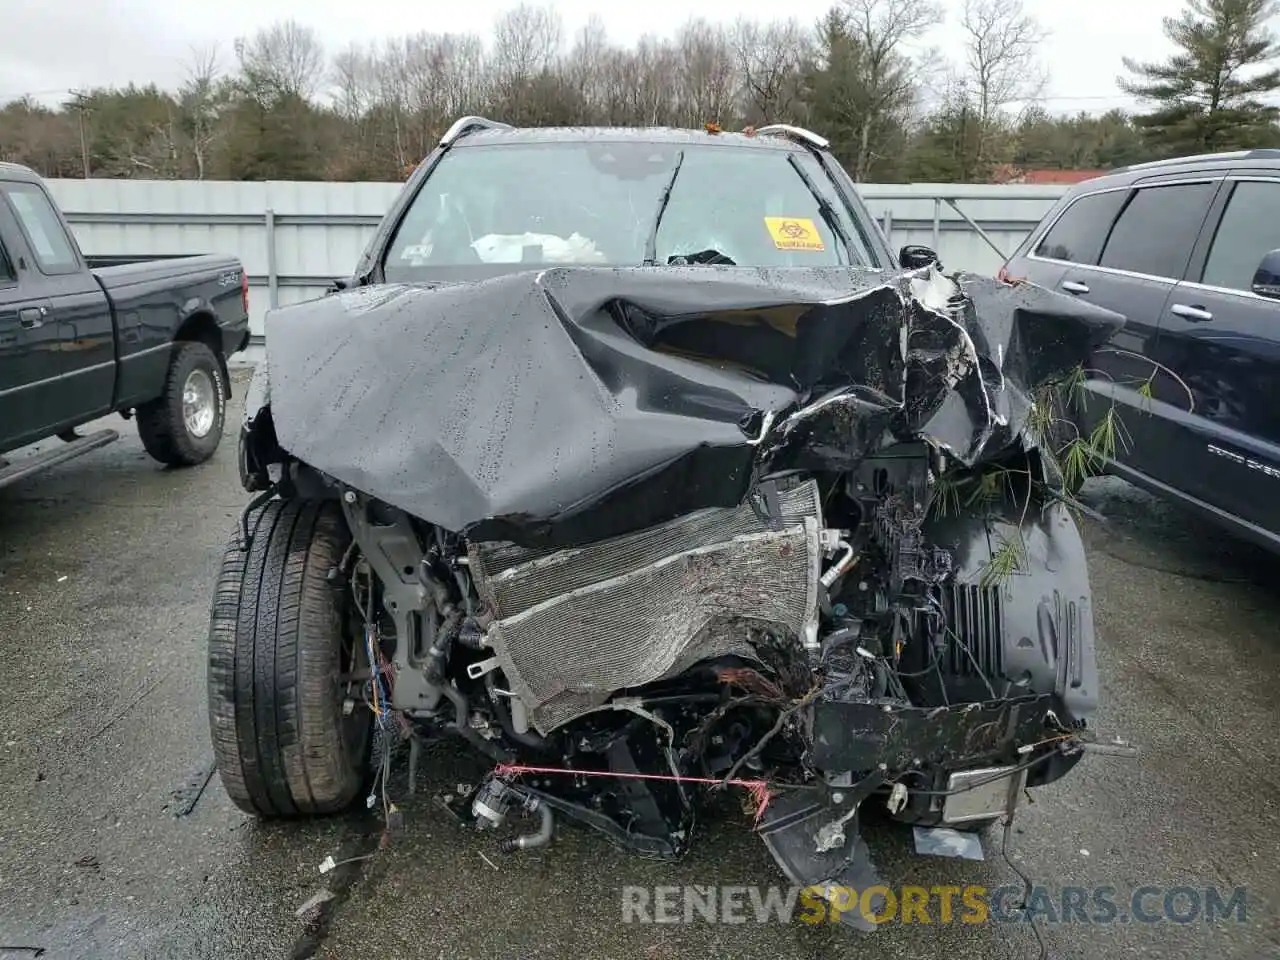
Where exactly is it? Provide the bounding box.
[1200,180,1280,292]
[0,182,79,274]
[1033,190,1128,265]
[0,237,14,283]
[1098,181,1216,279]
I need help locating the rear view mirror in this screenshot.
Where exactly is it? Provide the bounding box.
[899,244,941,271]
[1251,250,1280,300]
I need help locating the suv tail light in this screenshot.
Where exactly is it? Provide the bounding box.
[241,270,250,315]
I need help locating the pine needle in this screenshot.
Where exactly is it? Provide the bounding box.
[1138,378,1154,413]
[1060,437,1098,493]
[1065,364,1089,412]
[930,472,963,519]
[981,533,1027,588]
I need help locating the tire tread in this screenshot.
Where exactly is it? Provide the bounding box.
[137,341,225,466]
[207,498,367,818]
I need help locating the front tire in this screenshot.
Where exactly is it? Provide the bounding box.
[137,341,226,466]
[207,498,371,818]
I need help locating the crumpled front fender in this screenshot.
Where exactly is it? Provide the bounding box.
[237,363,278,493]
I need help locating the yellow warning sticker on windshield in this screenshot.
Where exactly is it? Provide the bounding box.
[764,217,825,251]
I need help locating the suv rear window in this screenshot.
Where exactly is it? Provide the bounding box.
[1098,181,1215,279]
[1033,190,1127,265]
[383,141,874,278]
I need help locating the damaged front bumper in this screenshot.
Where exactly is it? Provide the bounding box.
[230,263,1128,923]
[763,693,1068,929]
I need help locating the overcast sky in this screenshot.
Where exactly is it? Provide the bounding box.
[4,0,1190,113]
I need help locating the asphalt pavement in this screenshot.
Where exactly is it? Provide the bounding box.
[0,374,1277,960]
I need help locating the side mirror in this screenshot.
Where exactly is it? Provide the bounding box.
[327,277,350,295]
[899,244,941,271]
[1251,250,1280,300]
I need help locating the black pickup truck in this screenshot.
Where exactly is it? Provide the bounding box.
[0,162,249,486]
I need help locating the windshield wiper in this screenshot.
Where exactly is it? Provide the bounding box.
[642,150,685,266]
[786,153,853,265]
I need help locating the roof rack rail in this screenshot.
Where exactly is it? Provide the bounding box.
[1123,150,1252,171]
[440,116,513,147]
[755,124,830,151]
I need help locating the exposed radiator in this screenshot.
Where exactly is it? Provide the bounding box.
[940,583,1004,678]
[469,480,824,733]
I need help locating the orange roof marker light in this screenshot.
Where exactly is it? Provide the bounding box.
[704,121,722,135]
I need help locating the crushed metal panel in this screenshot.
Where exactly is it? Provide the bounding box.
[469,478,823,617]
[473,498,822,733]
[263,265,1123,548]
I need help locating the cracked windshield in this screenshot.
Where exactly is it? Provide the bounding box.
[384,140,871,276]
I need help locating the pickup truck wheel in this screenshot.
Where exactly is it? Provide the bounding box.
[207,498,371,818]
[136,342,226,466]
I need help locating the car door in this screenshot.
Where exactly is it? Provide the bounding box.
[0,224,33,442]
[1011,188,1142,401]
[1023,177,1222,481]
[0,178,115,433]
[1150,174,1280,534]
[0,199,67,447]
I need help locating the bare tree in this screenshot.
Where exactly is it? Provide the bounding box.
[234,20,326,102]
[960,0,1047,128]
[178,45,225,179]
[378,42,412,169]
[814,0,942,180]
[568,15,612,124]
[331,43,379,121]
[6,4,1171,185]
[732,18,812,124]
[448,34,494,117]
[492,4,562,84]
[845,0,941,55]
[489,4,565,123]
[328,40,412,177]
[609,36,680,127]
[672,19,738,127]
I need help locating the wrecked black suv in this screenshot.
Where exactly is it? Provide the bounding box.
[212,118,1122,923]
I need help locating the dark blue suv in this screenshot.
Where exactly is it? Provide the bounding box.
[1002,150,1280,552]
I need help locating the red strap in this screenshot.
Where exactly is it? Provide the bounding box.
[495,762,775,822]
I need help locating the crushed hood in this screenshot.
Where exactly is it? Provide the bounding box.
[258,265,1123,547]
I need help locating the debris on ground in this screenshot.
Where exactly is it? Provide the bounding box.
[294,888,336,920]
[913,826,985,861]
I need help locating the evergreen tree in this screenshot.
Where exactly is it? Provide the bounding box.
[905,90,987,182]
[805,2,933,183]
[1119,0,1280,156]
